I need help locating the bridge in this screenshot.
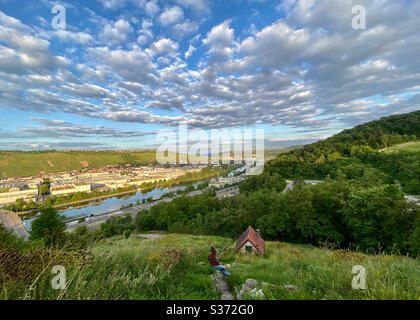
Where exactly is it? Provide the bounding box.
[0,209,30,240]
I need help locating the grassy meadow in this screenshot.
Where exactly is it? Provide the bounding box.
[382,141,420,153]
[2,234,419,300]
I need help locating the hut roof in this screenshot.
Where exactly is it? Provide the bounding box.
[234,226,265,254]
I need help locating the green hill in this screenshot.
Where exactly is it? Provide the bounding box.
[0,150,159,178]
[2,233,419,300]
[381,141,420,153]
[266,110,420,194]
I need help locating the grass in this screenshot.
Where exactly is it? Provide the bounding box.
[382,141,420,153]
[2,234,419,300]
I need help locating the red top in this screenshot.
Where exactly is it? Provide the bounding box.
[208,252,220,266]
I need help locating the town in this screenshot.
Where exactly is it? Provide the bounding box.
[0,165,207,207]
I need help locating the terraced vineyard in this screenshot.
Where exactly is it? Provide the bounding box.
[0,150,159,178]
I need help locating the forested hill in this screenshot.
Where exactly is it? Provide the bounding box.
[266,110,420,194]
[292,110,420,158]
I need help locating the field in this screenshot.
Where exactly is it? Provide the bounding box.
[3,234,419,300]
[381,141,420,153]
[264,146,300,159]
[0,150,159,178]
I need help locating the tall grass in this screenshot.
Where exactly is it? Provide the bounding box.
[2,234,419,300]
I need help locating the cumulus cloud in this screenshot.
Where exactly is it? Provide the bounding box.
[158,6,184,26]
[145,0,160,17]
[101,19,133,46]
[0,23,68,75]
[1,1,420,150]
[172,19,199,39]
[53,29,95,45]
[147,38,179,60]
[203,20,236,64]
[89,46,158,84]
[175,0,211,15]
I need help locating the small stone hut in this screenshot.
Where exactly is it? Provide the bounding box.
[234,226,265,254]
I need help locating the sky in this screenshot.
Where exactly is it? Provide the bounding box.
[0,0,419,151]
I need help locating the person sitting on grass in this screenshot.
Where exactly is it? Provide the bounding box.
[208,246,230,276]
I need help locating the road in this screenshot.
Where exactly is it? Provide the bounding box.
[0,209,29,240]
[283,180,323,194]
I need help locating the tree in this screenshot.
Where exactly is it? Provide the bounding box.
[408,213,420,257]
[30,207,66,246]
[0,223,26,250]
[40,183,49,194]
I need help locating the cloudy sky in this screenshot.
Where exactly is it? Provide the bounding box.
[0,0,419,150]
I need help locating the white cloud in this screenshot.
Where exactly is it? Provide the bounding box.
[97,0,125,9]
[158,6,184,26]
[173,19,199,39]
[185,44,196,59]
[137,20,154,45]
[147,38,180,61]
[175,0,211,15]
[203,20,236,64]
[89,46,158,84]
[54,30,95,45]
[145,0,160,17]
[102,19,133,46]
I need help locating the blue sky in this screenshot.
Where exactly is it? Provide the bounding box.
[0,0,419,150]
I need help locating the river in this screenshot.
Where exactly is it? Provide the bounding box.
[23,182,203,230]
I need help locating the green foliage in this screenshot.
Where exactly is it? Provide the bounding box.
[39,183,49,194]
[239,172,286,194]
[408,214,420,257]
[2,234,419,300]
[29,207,66,246]
[342,185,415,253]
[0,224,27,251]
[265,110,420,194]
[100,215,134,238]
[134,178,419,256]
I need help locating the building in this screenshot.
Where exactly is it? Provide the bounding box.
[234,226,265,254]
[0,187,38,205]
[50,183,91,196]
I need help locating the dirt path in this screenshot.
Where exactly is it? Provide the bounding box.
[213,272,235,300]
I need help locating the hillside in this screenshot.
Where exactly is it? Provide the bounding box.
[0,150,159,178]
[0,147,298,178]
[2,233,419,300]
[266,110,420,194]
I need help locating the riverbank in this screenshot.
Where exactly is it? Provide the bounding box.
[14,165,235,218]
